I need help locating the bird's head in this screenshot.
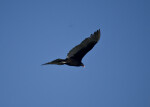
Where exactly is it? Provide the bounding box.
[81,63,85,68]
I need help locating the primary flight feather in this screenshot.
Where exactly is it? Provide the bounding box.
[43,29,101,67]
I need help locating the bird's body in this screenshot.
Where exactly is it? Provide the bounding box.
[43,29,101,67]
[66,58,84,66]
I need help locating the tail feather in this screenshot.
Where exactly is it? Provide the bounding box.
[42,59,66,65]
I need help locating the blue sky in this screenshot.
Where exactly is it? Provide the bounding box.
[0,0,150,107]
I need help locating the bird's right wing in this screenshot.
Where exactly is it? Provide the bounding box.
[42,59,66,65]
[67,29,100,61]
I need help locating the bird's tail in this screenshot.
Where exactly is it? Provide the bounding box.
[42,59,67,65]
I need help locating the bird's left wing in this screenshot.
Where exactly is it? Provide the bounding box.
[67,29,100,61]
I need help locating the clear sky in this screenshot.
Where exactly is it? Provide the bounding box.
[0,0,150,107]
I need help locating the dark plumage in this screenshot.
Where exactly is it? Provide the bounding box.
[43,29,101,67]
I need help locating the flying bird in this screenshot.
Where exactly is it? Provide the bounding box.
[43,29,101,67]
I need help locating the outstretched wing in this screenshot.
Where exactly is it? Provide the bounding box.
[42,59,66,65]
[67,29,100,61]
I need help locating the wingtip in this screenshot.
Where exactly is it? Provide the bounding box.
[42,62,51,65]
[95,28,100,35]
[41,63,47,65]
[95,29,101,41]
[95,29,100,33]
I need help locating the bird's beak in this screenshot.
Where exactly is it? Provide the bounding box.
[82,65,85,68]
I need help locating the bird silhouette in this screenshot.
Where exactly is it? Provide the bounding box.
[43,29,101,67]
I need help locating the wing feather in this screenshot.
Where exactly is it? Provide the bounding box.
[67,29,100,61]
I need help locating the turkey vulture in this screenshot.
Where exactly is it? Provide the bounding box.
[43,29,101,67]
